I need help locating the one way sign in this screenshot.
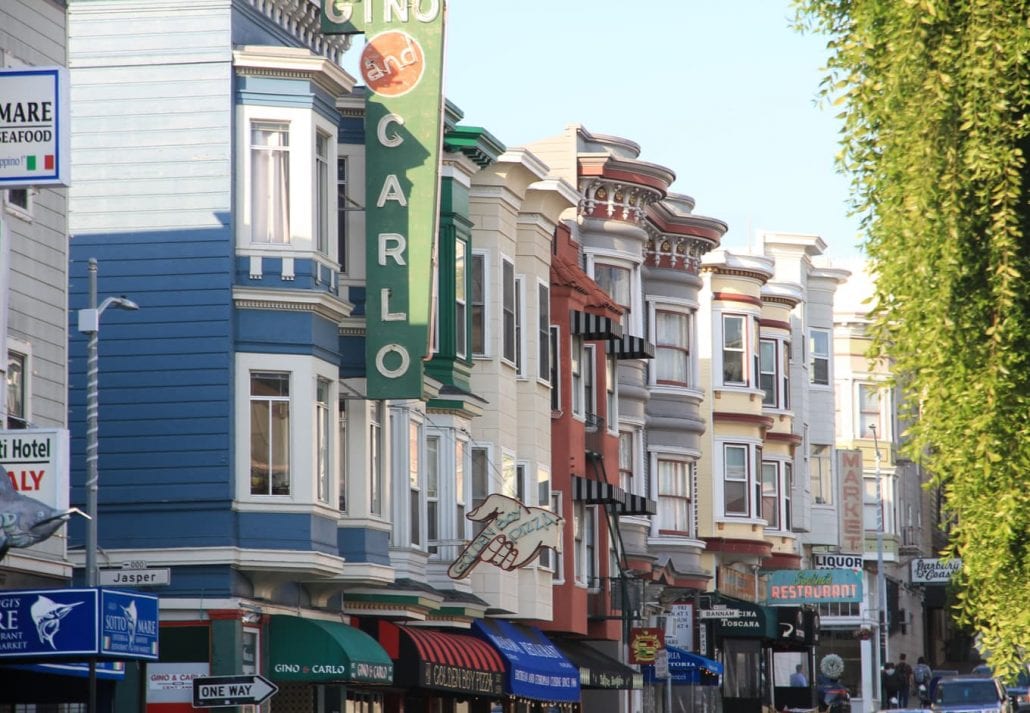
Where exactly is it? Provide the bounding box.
[193,674,279,708]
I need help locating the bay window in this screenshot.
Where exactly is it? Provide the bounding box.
[250,122,290,244]
[762,461,780,529]
[810,328,830,385]
[658,459,692,536]
[858,383,882,438]
[593,262,633,330]
[250,372,290,495]
[722,315,746,385]
[724,444,749,516]
[656,310,690,385]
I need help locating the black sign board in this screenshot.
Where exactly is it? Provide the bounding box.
[192,674,278,708]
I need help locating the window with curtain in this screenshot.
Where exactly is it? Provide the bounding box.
[619,431,634,493]
[593,262,633,330]
[369,402,383,515]
[538,283,550,380]
[426,435,439,554]
[315,132,330,254]
[810,328,830,385]
[409,420,422,546]
[724,444,749,516]
[316,378,330,504]
[762,461,779,529]
[455,240,467,358]
[6,352,26,429]
[656,310,690,385]
[250,122,290,244]
[722,315,746,385]
[658,459,691,535]
[471,253,486,355]
[250,372,290,495]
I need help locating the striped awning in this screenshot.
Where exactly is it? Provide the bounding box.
[606,334,655,360]
[572,476,657,516]
[570,310,623,340]
[393,624,505,696]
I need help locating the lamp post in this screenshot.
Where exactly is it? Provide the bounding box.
[870,425,889,683]
[77,257,139,587]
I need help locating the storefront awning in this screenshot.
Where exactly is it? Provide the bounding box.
[553,639,641,689]
[607,334,655,360]
[377,621,505,696]
[570,310,623,340]
[642,646,723,685]
[711,598,780,640]
[268,615,393,684]
[472,619,580,703]
[571,476,657,516]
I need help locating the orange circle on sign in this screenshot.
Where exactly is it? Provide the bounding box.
[360,31,425,97]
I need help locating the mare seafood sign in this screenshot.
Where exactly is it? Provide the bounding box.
[0,588,158,660]
[0,66,70,187]
[322,0,446,399]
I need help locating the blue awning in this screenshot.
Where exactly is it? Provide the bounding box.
[643,646,723,686]
[472,619,580,703]
[3,662,126,680]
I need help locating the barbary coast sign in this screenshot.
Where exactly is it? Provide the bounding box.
[322,0,446,399]
[910,557,962,584]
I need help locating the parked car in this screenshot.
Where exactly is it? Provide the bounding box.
[931,676,1012,713]
[970,663,1030,713]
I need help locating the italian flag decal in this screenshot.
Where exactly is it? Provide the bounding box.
[26,155,55,171]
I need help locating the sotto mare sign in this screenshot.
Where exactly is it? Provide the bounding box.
[322,0,446,399]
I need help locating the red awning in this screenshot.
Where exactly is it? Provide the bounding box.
[400,626,506,674]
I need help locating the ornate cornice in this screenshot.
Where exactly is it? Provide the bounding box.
[242,0,352,64]
[578,176,665,225]
[233,286,353,324]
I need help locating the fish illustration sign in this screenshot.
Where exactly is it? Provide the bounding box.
[322,0,446,399]
[0,588,158,660]
[0,429,73,560]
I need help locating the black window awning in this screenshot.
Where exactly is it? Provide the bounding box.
[572,476,656,516]
[606,334,655,360]
[570,310,623,340]
[553,638,642,690]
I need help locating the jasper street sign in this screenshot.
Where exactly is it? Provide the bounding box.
[193,675,278,707]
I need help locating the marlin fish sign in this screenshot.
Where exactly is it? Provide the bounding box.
[0,464,77,560]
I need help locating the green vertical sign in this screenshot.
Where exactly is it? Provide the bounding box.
[323,0,445,399]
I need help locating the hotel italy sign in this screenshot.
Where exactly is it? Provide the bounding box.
[322,0,446,398]
[0,67,70,188]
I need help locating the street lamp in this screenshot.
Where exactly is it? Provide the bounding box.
[77,257,139,587]
[870,425,889,682]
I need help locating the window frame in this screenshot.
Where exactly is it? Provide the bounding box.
[589,254,639,334]
[501,256,517,365]
[605,354,617,434]
[537,280,550,382]
[722,314,748,386]
[761,460,780,530]
[549,326,561,412]
[455,239,468,359]
[6,347,29,429]
[249,371,292,497]
[369,400,384,517]
[810,328,831,386]
[858,382,883,438]
[811,444,833,505]
[723,443,751,517]
[471,250,487,357]
[249,120,291,246]
[314,130,331,255]
[583,343,597,428]
[657,458,693,537]
[571,334,584,418]
[408,417,423,547]
[315,377,331,504]
[336,154,349,272]
[3,188,31,220]
[759,338,778,407]
[655,309,691,387]
[514,274,526,376]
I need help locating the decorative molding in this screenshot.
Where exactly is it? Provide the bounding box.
[233,286,353,323]
[711,291,763,307]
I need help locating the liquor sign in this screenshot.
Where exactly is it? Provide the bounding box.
[838,449,864,553]
[813,553,863,570]
[322,0,446,398]
[910,557,962,584]
[0,588,158,660]
[0,66,70,187]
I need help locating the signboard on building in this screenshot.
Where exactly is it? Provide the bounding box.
[717,566,766,602]
[767,569,863,605]
[0,588,158,660]
[1,429,70,510]
[813,553,863,570]
[838,449,864,553]
[322,0,445,399]
[447,494,562,579]
[665,603,693,649]
[628,627,664,665]
[910,557,962,584]
[0,67,70,188]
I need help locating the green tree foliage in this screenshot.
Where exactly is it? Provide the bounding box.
[794,0,1030,677]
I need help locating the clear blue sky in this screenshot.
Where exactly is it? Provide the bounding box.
[342,0,865,261]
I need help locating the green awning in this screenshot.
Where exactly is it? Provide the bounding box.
[268,615,393,684]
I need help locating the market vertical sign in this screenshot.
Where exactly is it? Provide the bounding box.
[0,67,70,187]
[323,1,446,398]
[838,449,864,554]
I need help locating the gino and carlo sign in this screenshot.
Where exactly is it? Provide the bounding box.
[322,1,446,399]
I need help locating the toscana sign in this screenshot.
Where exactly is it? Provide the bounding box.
[322,0,446,399]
